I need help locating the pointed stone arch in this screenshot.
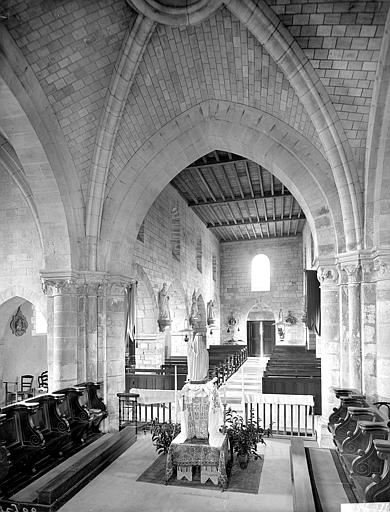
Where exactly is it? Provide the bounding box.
[365,9,390,249]
[101,101,342,272]
[0,26,84,270]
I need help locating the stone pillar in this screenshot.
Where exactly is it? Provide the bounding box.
[343,262,362,392]
[374,254,390,401]
[318,265,340,420]
[103,275,130,430]
[82,276,106,382]
[42,276,79,392]
[338,268,349,387]
[360,257,377,400]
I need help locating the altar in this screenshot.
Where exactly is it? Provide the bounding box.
[164,330,228,488]
[165,430,229,488]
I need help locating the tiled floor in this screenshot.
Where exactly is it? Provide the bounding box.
[58,357,352,511]
[59,434,295,512]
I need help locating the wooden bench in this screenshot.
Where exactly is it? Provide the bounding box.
[3,426,136,512]
[0,401,45,489]
[290,438,316,512]
[75,382,108,434]
[23,394,71,458]
[53,388,92,445]
[328,388,390,502]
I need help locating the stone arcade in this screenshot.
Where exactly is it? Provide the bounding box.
[1,0,390,510]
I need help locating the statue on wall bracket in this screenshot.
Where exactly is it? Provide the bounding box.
[10,306,28,337]
[157,282,171,332]
[207,299,216,327]
[189,290,199,330]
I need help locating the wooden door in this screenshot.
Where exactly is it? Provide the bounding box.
[262,321,275,356]
[247,321,261,356]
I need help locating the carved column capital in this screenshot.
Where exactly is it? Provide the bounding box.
[341,263,362,284]
[360,259,375,282]
[42,278,79,296]
[105,274,135,297]
[317,265,339,286]
[373,257,390,280]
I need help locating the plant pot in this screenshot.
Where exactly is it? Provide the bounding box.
[237,453,249,469]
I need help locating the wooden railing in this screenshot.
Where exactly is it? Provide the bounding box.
[243,394,316,438]
[117,390,315,439]
[126,346,248,392]
[117,392,139,432]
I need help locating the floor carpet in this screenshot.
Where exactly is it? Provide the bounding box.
[136,454,263,494]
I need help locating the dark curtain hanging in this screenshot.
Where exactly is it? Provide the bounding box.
[305,270,321,336]
[125,283,137,367]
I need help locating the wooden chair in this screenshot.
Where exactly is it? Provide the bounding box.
[38,370,48,392]
[3,380,18,405]
[17,374,35,401]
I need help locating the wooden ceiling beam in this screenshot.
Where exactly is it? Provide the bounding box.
[176,175,199,204]
[186,155,247,171]
[244,161,255,198]
[206,213,305,229]
[189,190,292,209]
[209,168,226,201]
[221,164,236,199]
[258,165,265,196]
[232,163,245,199]
[220,232,301,244]
[195,168,217,202]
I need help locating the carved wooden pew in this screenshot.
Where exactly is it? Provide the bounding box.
[0,413,11,482]
[75,382,108,434]
[0,402,45,484]
[53,387,92,445]
[23,394,71,457]
[328,388,361,428]
[340,407,377,454]
[328,393,368,436]
[329,389,390,503]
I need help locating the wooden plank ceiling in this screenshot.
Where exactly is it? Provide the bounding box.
[170,150,305,242]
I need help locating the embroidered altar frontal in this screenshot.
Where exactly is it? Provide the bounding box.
[166,432,229,488]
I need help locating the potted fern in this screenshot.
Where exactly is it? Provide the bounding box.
[222,409,266,469]
[151,419,181,454]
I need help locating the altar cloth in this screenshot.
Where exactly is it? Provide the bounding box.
[165,431,229,489]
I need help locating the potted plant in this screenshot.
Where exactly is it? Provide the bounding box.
[151,419,181,454]
[222,409,266,469]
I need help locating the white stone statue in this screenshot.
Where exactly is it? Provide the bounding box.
[207,300,216,326]
[187,332,209,383]
[158,282,170,320]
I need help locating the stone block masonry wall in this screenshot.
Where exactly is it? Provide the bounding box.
[220,236,305,345]
[0,172,44,295]
[0,171,47,403]
[136,333,165,369]
[133,184,221,361]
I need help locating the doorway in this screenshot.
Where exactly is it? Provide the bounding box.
[247,321,275,357]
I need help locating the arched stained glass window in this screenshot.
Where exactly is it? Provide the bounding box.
[251,254,270,291]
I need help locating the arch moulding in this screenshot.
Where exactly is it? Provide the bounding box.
[101,101,343,272]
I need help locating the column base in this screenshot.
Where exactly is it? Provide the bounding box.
[316,416,335,448]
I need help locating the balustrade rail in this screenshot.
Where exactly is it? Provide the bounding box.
[117,390,315,438]
[243,394,316,437]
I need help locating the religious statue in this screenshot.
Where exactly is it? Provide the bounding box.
[157,282,171,332]
[186,332,209,383]
[207,300,216,326]
[189,290,198,329]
